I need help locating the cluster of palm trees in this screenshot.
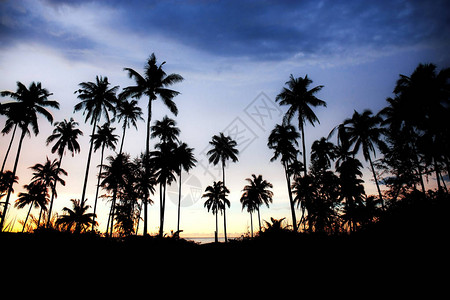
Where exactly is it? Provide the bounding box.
[0,58,448,239]
[266,62,449,233]
[0,53,196,236]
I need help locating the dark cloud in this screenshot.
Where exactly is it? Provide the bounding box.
[1,0,449,61]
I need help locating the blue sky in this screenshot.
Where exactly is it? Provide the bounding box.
[1,0,449,236]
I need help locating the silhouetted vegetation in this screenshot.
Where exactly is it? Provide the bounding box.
[0,57,448,274]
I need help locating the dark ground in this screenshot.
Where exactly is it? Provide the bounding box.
[1,195,448,293]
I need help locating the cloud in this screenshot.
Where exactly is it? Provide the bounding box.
[2,0,449,63]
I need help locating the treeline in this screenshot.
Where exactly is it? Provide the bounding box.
[0,56,448,239]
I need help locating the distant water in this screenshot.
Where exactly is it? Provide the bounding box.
[185,236,241,244]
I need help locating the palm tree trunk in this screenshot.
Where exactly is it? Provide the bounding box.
[299,121,307,177]
[249,211,253,238]
[143,100,152,236]
[109,190,117,237]
[215,211,218,243]
[222,161,228,243]
[81,118,98,203]
[257,206,262,233]
[176,169,182,233]
[1,123,17,173]
[283,161,297,231]
[47,154,63,228]
[21,203,33,233]
[119,120,127,155]
[92,144,105,231]
[434,158,442,192]
[367,153,384,209]
[0,128,26,231]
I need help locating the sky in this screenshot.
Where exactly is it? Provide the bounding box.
[1,0,449,237]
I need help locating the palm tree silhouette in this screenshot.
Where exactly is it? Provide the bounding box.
[0,81,59,230]
[151,142,177,237]
[150,116,180,237]
[202,181,230,243]
[114,97,143,154]
[92,122,118,231]
[29,158,67,227]
[45,118,83,226]
[15,182,49,232]
[207,133,239,242]
[100,153,132,236]
[342,110,386,208]
[74,75,118,206]
[122,53,183,162]
[174,142,197,233]
[390,63,450,191]
[240,174,273,235]
[268,123,300,231]
[276,74,326,176]
[132,153,156,235]
[56,199,96,234]
[336,156,366,232]
[0,100,28,173]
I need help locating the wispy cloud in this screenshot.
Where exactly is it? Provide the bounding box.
[2,0,449,63]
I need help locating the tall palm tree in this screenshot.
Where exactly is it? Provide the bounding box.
[29,158,67,227]
[202,181,230,243]
[207,133,239,242]
[241,174,273,235]
[0,101,28,173]
[15,182,49,232]
[122,53,184,161]
[114,97,143,154]
[150,116,180,237]
[267,123,300,231]
[45,118,83,226]
[56,199,97,234]
[174,142,197,233]
[92,122,118,230]
[74,75,118,206]
[276,74,326,176]
[100,153,132,236]
[342,110,386,208]
[151,142,177,237]
[132,153,156,235]
[0,81,59,230]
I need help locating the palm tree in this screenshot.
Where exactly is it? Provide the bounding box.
[151,142,177,237]
[92,122,118,230]
[15,182,49,232]
[389,63,450,192]
[100,153,132,236]
[114,97,143,154]
[174,142,197,233]
[122,53,184,161]
[0,101,28,173]
[342,110,386,208]
[240,174,273,235]
[56,199,97,234]
[267,123,300,231]
[0,171,18,221]
[335,156,366,232]
[74,75,118,206]
[0,81,59,230]
[46,118,83,226]
[151,115,180,143]
[29,158,67,227]
[207,133,239,242]
[132,153,156,235]
[276,74,326,176]
[202,181,230,243]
